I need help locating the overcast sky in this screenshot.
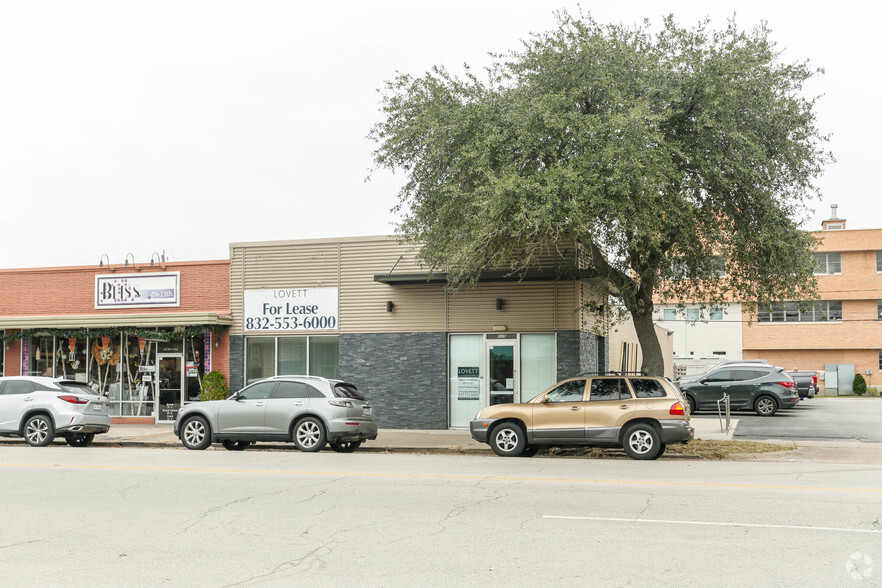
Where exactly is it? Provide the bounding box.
[1,1,878,269]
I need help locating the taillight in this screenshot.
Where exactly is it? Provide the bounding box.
[329,400,354,408]
[777,382,795,388]
[670,401,685,415]
[58,395,89,404]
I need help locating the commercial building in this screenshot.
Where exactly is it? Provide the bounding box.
[0,258,231,422]
[228,235,608,429]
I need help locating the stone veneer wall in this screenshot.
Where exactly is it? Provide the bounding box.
[557,330,603,378]
[229,335,245,392]
[339,332,448,429]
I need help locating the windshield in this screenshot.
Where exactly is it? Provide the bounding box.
[56,381,97,395]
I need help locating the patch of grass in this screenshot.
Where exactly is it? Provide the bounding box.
[545,439,796,460]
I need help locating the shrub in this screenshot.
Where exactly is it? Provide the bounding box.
[852,373,867,395]
[868,387,879,397]
[199,370,230,401]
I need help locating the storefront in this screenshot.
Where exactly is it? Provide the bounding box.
[0,260,231,423]
[229,236,607,429]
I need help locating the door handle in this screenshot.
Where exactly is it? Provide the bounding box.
[570,406,580,411]
[722,385,731,388]
[292,402,304,406]
[254,402,265,407]
[24,397,34,402]
[620,404,629,409]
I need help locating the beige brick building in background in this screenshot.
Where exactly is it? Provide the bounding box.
[742,206,882,392]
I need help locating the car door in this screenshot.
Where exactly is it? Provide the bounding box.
[264,381,314,435]
[725,369,766,409]
[694,369,732,410]
[530,379,587,441]
[0,379,36,432]
[217,381,276,434]
[584,378,636,442]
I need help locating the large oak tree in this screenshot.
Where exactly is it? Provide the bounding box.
[370,12,831,374]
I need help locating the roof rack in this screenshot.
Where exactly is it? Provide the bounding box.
[574,371,658,377]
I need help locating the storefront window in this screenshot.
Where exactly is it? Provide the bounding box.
[520,334,556,402]
[246,337,276,385]
[449,334,483,428]
[183,335,206,402]
[92,335,123,413]
[309,336,339,379]
[29,335,55,376]
[278,337,307,375]
[120,333,156,417]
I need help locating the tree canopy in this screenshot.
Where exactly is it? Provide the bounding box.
[369,12,832,374]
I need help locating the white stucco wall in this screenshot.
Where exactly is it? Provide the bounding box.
[652,302,744,362]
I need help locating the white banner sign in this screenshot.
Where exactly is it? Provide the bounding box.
[95,272,180,309]
[244,288,339,331]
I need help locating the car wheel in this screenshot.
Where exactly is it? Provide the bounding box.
[181,416,212,450]
[24,414,55,447]
[330,441,362,453]
[754,395,778,417]
[521,444,540,458]
[685,395,697,414]
[657,443,667,458]
[65,433,95,447]
[293,417,327,452]
[622,423,662,460]
[488,423,526,457]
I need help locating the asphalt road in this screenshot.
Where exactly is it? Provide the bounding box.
[722,397,882,443]
[1,446,881,587]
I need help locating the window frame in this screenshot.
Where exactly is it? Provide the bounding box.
[813,252,842,275]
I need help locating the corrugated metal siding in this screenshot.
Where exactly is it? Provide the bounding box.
[231,236,586,335]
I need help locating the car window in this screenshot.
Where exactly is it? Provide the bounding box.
[334,383,364,400]
[590,378,632,401]
[545,379,586,403]
[57,381,95,394]
[734,369,767,381]
[273,381,310,399]
[705,370,733,382]
[630,378,667,398]
[2,380,36,395]
[237,382,276,400]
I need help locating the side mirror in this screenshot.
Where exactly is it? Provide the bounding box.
[699,378,708,384]
[540,397,549,404]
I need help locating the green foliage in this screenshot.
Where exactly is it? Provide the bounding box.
[867,387,879,397]
[199,370,230,401]
[852,373,867,395]
[370,11,831,374]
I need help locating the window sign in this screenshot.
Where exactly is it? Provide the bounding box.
[95,272,180,309]
[457,367,480,400]
[244,288,339,331]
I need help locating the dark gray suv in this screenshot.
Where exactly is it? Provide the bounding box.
[678,366,799,416]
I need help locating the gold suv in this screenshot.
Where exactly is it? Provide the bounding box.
[470,373,693,460]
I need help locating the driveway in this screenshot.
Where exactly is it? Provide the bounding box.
[719,397,882,442]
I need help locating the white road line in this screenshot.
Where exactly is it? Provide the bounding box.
[542,516,882,535]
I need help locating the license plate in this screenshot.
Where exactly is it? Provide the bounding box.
[363,406,372,416]
[93,404,103,411]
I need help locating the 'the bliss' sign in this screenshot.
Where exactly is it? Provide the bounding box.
[95,272,181,309]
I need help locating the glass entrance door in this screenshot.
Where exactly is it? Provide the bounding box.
[487,341,517,405]
[156,354,183,423]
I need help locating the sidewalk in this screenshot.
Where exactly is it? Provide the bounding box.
[90,415,737,451]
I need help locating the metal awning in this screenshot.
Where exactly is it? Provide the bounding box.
[0,312,233,330]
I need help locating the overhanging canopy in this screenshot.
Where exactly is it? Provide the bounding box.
[0,312,233,330]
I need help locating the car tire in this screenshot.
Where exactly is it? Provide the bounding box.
[293,417,327,452]
[657,443,667,458]
[488,422,526,457]
[622,423,662,460]
[24,414,55,447]
[181,416,212,450]
[521,444,540,458]
[754,395,778,417]
[330,441,362,453]
[685,395,698,414]
[65,433,95,447]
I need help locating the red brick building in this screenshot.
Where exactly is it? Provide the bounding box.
[0,259,231,422]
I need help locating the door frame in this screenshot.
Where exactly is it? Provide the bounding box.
[155,353,184,423]
[485,334,519,406]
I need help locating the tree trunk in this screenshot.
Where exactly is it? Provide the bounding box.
[630,305,665,376]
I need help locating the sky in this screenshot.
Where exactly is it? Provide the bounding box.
[1,1,879,269]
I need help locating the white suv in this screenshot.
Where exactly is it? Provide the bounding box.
[0,377,111,447]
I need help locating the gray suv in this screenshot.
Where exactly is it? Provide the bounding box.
[0,377,111,446]
[678,366,799,416]
[174,375,378,452]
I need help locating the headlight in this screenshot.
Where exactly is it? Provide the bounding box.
[474,410,483,420]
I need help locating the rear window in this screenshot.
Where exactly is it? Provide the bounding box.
[630,378,667,398]
[56,381,96,395]
[334,383,364,400]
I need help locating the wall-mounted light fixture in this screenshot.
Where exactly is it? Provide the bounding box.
[492,325,507,332]
[495,298,504,311]
[124,253,134,267]
[214,333,222,348]
[99,254,110,267]
[386,301,395,312]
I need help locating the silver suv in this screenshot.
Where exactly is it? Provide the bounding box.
[174,375,379,452]
[0,377,111,447]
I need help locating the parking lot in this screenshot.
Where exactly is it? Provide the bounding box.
[693,397,882,443]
